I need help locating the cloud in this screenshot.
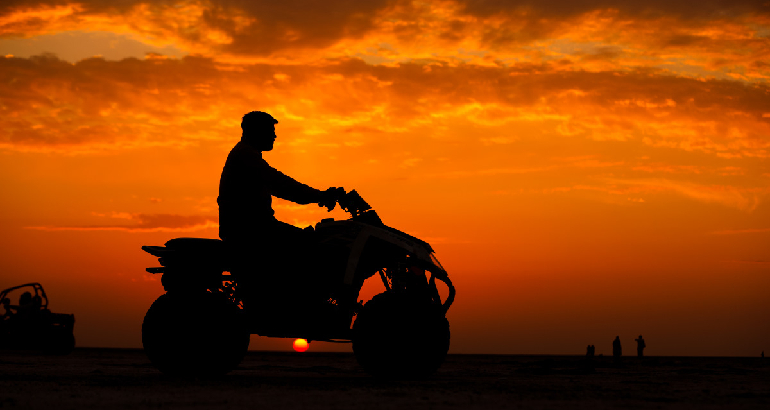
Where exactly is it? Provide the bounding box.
[25,212,218,232]
[457,0,768,19]
[605,178,765,211]
[2,54,768,159]
[0,30,186,62]
[0,0,390,57]
[0,54,234,152]
[0,0,768,82]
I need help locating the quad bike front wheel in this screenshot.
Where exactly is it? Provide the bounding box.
[353,292,450,379]
[142,291,249,377]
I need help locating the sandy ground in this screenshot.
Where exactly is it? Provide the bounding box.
[0,348,768,409]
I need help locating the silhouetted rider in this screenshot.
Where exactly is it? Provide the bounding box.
[218,111,337,240]
[218,111,339,296]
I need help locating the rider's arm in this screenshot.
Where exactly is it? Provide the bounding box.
[267,166,325,205]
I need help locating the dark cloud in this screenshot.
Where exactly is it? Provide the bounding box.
[577,46,623,61]
[1,0,391,55]
[462,2,770,52]
[209,0,390,55]
[665,34,708,47]
[459,0,769,19]
[3,0,767,57]
[3,0,766,19]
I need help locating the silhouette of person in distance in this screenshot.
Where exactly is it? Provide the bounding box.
[612,336,622,362]
[218,111,340,307]
[17,292,35,316]
[635,334,646,357]
[1,297,10,316]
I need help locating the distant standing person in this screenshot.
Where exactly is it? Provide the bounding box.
[635,335,646,357]
[612,336,622,359]
[586,344,595,358]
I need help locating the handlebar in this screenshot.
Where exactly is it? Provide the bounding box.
[319,188,373,217]
[337,189,371,217]
[318,187,345,211]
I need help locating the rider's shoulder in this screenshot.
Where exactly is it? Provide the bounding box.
[224,144,272,175]
[228,141,264,160]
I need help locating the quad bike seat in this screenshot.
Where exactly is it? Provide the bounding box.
[142,238,223,256]
[142,238,227,272]
[165,237,224,250]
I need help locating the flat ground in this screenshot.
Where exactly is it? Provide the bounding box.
[0,349,768,409]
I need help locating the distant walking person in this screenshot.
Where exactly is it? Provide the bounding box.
[635,335,646,357]
[612,336,622,360]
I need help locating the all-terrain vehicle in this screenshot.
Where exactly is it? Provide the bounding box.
[141,190,455,378]
[0,283,76,354]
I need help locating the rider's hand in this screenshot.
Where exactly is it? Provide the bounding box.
[318,187,343,211]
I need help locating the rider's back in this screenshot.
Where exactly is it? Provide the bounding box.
[218,140,320,242]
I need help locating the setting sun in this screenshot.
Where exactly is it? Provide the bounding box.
[293,339,309,353]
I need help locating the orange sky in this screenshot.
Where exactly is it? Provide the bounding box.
[1,0,768,356]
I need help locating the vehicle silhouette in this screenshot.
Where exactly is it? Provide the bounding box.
[141,190,455,378]
[0,283,76,354]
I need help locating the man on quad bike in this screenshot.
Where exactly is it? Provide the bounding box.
[142,112,455,377]
[217,111,341,302]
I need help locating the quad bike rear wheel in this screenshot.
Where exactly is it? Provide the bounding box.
[142,291,249,377]
[353,292,450,379]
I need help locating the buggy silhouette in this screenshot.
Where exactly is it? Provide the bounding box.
[0,283,76,354]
